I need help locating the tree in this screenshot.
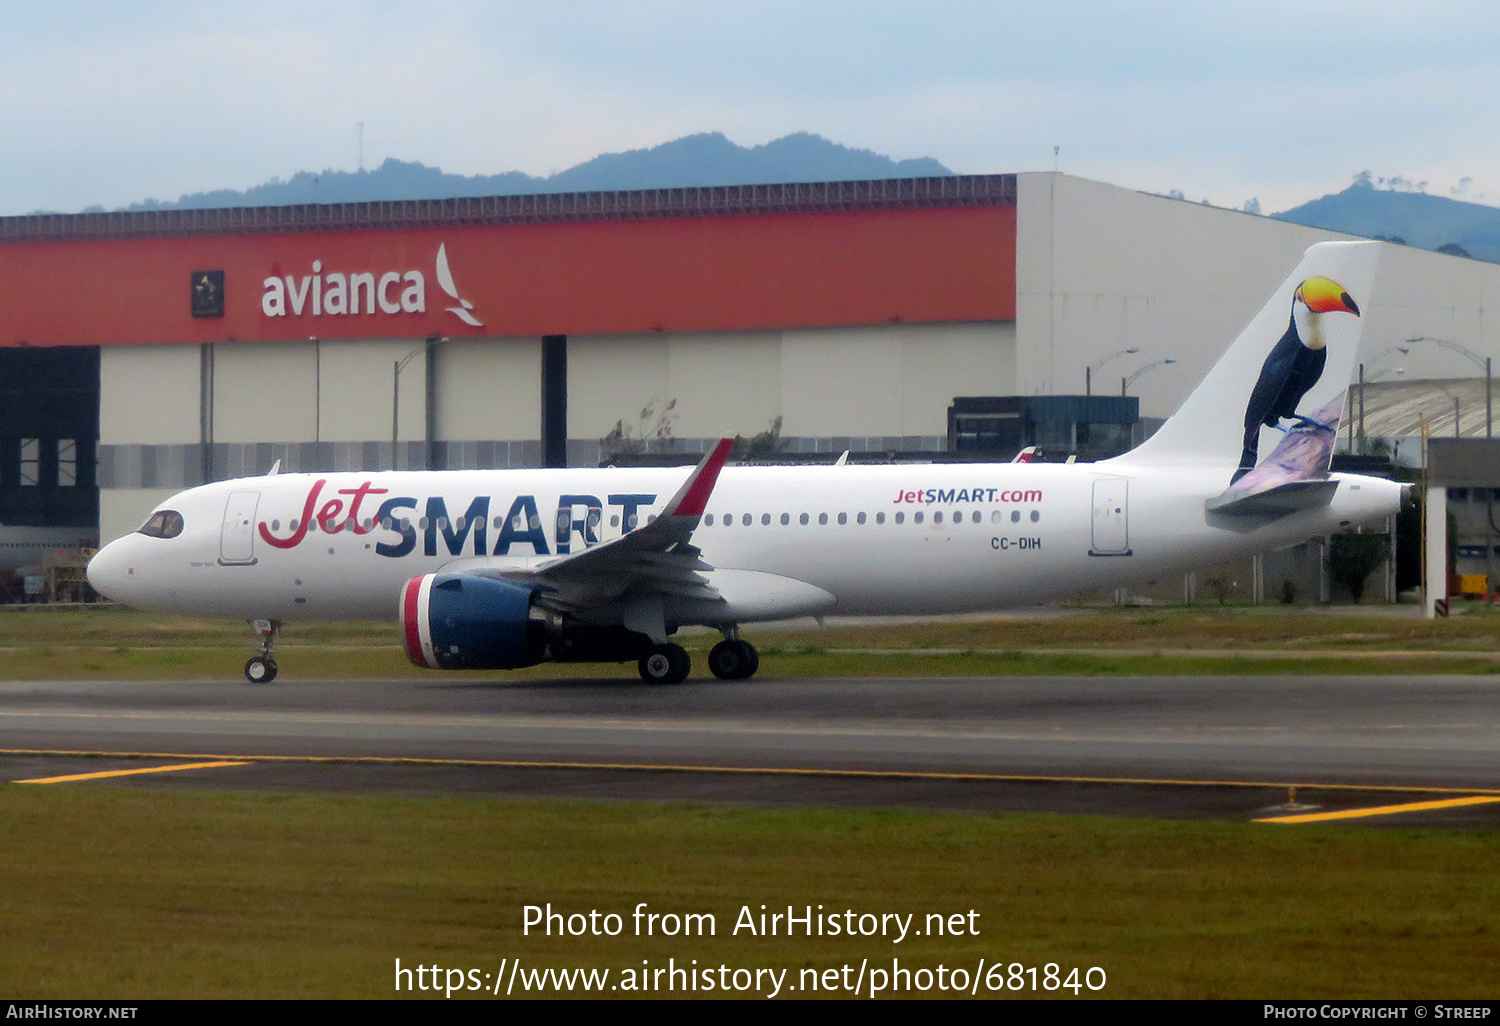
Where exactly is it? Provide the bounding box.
[732,416,787,459]
[1329,531,1389,603]
[600,398,678,454]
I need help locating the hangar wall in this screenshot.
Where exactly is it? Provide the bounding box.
[65,172,1500,547]
[97,319,1016,542]
[1016,173,1500,421]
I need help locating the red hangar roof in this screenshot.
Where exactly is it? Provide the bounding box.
[0,175,1017,347]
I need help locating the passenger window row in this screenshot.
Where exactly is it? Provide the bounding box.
[703,509,1041,526]
[262,507,1044,535]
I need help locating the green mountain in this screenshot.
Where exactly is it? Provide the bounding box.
[1272,180,1500,262]
[117,132,952,212]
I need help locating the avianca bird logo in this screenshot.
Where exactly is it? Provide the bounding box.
[436,243,483,327]
[1232,275,1360,483]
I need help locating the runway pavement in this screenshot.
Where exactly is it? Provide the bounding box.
[2,673,1498,824]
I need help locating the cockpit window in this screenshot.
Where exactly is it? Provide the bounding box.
[137,510,184,539]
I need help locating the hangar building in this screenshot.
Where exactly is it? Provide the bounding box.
[2,172,1498,547]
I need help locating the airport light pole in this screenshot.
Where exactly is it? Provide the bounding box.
[1086,348,1139,396]
[1405,337,1491,438]
[393,333,446,470]
[1122,358,1176,396]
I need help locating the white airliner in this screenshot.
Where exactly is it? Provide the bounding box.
[87,241,1404,684]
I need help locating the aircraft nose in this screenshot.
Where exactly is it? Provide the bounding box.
[86,539,135,603]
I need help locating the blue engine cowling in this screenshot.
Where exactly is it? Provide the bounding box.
[401,573,546,670]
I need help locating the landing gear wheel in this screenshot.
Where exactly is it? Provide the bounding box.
[245,656,278,684]
[245,618,281,684]
[708,639,759,680]
[638,643,691,684]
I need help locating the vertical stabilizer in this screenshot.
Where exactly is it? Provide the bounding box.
[1114,241,1380,488]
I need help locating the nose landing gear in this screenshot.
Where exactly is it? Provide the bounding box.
[244,618,280,683]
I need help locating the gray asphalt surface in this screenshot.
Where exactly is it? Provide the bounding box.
[1,673,1498,824]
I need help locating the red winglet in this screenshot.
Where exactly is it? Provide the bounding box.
[665,438,734,518]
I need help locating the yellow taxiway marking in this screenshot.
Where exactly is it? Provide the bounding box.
[1,746,1499,800]
[1256,795,1500,824]
[15,760,249,784]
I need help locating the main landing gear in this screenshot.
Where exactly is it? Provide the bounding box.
[708,638,759,681]
[244,618,280,684]
[634,629,761,684]
[638,643,692,685]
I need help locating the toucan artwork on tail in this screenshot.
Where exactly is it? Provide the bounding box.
[1232,276,1361,483]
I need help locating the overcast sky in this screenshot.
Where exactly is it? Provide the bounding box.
[4,0,1497,216]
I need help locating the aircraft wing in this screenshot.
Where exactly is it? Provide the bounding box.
[457,438,734,613]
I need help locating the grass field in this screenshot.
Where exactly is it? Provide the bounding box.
[2,786,1498,999]
[1,602,1498,680]
[3,603,1496,1000]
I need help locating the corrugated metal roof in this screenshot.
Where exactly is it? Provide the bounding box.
[1353,378,1496,438]
[0,175,1017,244]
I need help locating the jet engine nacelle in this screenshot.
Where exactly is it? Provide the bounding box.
[401,572,546,670]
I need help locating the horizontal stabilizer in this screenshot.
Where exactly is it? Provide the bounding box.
[1204,478,1339,518]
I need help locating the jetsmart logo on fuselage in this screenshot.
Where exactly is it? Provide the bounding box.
[257,479,655,559]
[260,243,482,326]
[892,487,1044,504]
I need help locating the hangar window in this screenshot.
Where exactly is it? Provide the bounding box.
[137,510,184,539]
[58,440,77,487]
[19,439,38,487]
